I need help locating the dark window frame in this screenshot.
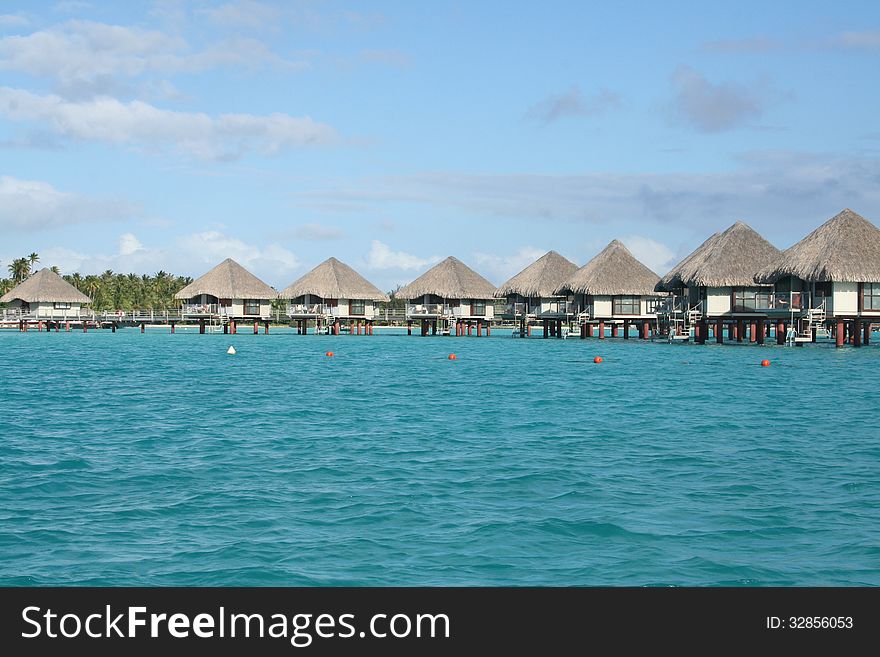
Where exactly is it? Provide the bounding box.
[349,299,366,316]
[243,299,261,315]
[612,295,641,315]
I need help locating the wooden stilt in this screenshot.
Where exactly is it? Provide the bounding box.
[254,321,259,334]
[716,319,724,344]
[776,320,785,345]
[642,320,650,340]
[598,320,605,340]
[199,319,206,334]
[755,319,764,345]
[407,320,412,336]
[141,323,145,334]
[66,321,71,332]
[171,323,175,334]
[728,323,735,341]
[736,319,744,342]
[623,320,629,339]
[864,321,871,346]
[265,321,270,334]
[852,320,862,347]
[611,323,619,338]
[486,323,491,336]
[587,323,594,338]
[749,320,757,343]
[527,324,532,337]
[836,320,845,347]
[543,319,549,338]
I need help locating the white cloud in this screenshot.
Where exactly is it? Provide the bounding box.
[0,19,308,94]
[828,30,880,50]
[199,1,281,29]
[118,232,144,256]
[0,87,337,160]
[0,175,134,231]
[0,14,29,27]
[526,86,621,123]
[669,65,784,133]
[292,223,345,240]
[366,240,440,271]
[178,230,298,281]
[619,235,676,274]
[37,230,299,284]
[473,247,547,282]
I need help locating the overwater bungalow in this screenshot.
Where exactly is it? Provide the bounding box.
[494,251,579,338]
[655,222,781,344]
[0,268,91,324]
[280,257,389,335]
[396,256,496,336]
[757,209,880,347]
[174,258,277,333]
[556,240,661,339]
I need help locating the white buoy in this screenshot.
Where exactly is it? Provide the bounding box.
[227,345,236,355]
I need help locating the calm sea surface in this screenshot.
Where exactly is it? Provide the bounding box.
[1,327,878,586]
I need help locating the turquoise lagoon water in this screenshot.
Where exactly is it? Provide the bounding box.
[1,326,879,586]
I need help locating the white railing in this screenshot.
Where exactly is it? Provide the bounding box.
[288,303,326,315]
[407,303,446,316]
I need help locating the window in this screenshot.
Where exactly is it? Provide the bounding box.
[733,287,772,311]
[863,283,880,311]
[349,299,366,316]
[244,299,261,315]
[644,298,660,314]
[471,301,486,316]
[613,296,640,315]
[815,282,832,298]
[53,302,71,310]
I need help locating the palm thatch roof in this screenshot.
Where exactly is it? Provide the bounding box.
[494,251,578,298]
[757,209,880,283]
[396,256,496,300]
[280,257,389,301]
[0,268,91,304]
[556,240,660,296]
[174,258,277,300]
[656,221,780,291]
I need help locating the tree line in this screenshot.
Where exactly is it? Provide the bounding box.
[2,254,192,311]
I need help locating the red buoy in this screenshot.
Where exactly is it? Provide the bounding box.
[593,356,603,364]
[761,359,770,367]
[325,351,334,357]
[448,354,457,360]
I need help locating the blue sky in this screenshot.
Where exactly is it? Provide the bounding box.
[1,0,879,291]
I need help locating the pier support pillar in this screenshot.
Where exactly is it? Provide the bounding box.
[66,321,70,332]
[486,323,491,337]
[407,320,412,336]
[265,321,270,335]
[335,320,340,335]
[598,320,605,340]
[527,324,532,337]
[171,323,175,334]
[736,319,744,342]
[864,321,871,346]
[432,320,437,336]
[716,319,724,344]
[475,321,481,337]
[611,323,619,338]
[755,319,764,345]
[223,323,228,334]
[749,320,757,343]
[586,323,594,338]
[231,320,237,335]
[835,320,845,347]
[141,323,145,334]
[83,322,87,333]
[254,321,259,334]
[776,320,785,345]
[111,323,116,333]
[55,322,60,333]
[642,321,650,340]
[543,319,549,339]
[623,320,629,339]
[852,320,862,347]
[199,319,206,334]
[727,323,735,341]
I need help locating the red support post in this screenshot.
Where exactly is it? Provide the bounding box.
[755,319,764,345]
[265,321,270,335]
[611,323,619,338]
[254,321,259,334]
[716,319,724,344]
[598,320,605,339]
[852,320,862,347]
[776,320,786,345]
[835,320,845,347]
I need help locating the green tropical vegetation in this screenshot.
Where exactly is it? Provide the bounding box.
[1,254,192,311]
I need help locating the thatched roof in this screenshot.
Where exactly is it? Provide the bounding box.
[556,240,660,296]
[656,221,780,291]
[0,268,91,304]
[280,257,389,301]
[396,256,496,299]
[757,209,880,283]
[174,258,277,300]
[494,251,578,298]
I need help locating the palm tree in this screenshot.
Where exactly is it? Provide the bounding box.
[28,253,39,268]
[8,258,30,283]
[50,266,60,274]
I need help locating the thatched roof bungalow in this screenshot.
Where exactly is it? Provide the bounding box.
[657,222,780,317]
[397,256,496,333]
[174,258,277,319]
[757,209,880,319]
[557,240,661,322]
[494,251,578,320]
[0,268,91,318]
[280,257,389,326]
